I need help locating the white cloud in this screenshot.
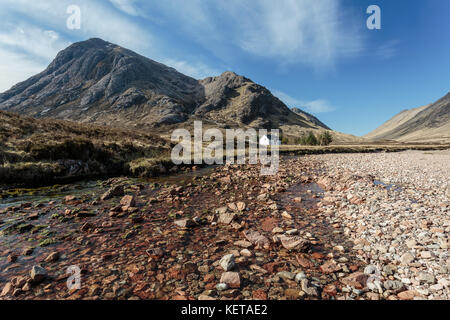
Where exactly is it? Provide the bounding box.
[375,40,399,59]
[272,89,336,113]
[160,58,221,80]
[0,0,219,91]
[143,0,364,68]
[109,0,140,16]
[0,50,46,92]
[0,24,69,61]
[302,99,336,113]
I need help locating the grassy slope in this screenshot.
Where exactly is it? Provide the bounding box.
[0,111,171,186]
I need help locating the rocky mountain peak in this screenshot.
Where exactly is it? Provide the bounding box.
[0,38,330,131]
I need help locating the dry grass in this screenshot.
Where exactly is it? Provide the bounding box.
[0,111,171,186]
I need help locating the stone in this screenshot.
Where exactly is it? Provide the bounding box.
[220,272,241,288]
[240,249,253,257]
[45,251,60,263]
[284,288,301,299]
[383,280,404,291]
[417,271,435,284]
[218,212,236,225]
[216,283,228,291]
[281,211,292,219]
[300,279,319,297]
[397,290,419,300]
[243,230,270,248]
[405,239,416,248]
[11,276,27,288]
[236,202,246,211]
[277,271,295,281]
[295,272,307,283]
[30,265,47,283]
[341,272,369,289]
[101,185,124,201]
[64,195,77,203]
[1,283,13,297]
[234,240,252,248]
[219,254,235,271]
[174,219,195,228]
[279,235,309,251]
[252,289,267,300]
[120,195,136,207]
[400,252,415,265]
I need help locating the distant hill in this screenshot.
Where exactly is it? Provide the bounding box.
[0,38,329,132]
[365,93,450,143]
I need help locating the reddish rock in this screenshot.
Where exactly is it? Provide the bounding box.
[263,262,285,273]
[341,272,369,289]
[323,284,337,296]
[296,255,314,268]
[397,290,419,300]
[220,272,241,288]
[64,195,77,203]
[279,235,309,251]
[252,289,268,300]
[236,201,246,211]
[120,195,136,207]
[204,274,215,283]
[311,252,325,260]
[1,283,13,297]
[45,251,60,263]
[261,217,278,232]
[243,230,270,248]
[320,260,341,274]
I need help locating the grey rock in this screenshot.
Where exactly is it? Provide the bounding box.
[219,254,235,271]
[30,265,47,283]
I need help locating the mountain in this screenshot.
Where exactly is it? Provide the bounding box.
[0,38,328,132]
[291,107,331,130]
[365,93,450,143]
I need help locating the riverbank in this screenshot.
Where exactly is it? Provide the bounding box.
[0,150,448,300]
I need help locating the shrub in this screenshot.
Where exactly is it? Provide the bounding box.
[318,131,333,146]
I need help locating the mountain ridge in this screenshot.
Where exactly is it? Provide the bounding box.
[0,38,329,132]
[364,93,450,143]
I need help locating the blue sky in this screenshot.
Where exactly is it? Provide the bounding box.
[0,0,449,135]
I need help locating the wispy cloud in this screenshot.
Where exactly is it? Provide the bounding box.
[160,58,221,80]
[375,40,399,59]
[0,0,219,91]
[272,89,336,113]
[109,0,141,17]
[0,21,69,91]
[141,0,364,68]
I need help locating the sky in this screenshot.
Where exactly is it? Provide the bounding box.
[0,0,449,136]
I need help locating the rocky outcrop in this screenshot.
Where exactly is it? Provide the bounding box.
[0,38,329,131]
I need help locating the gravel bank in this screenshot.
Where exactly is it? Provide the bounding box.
[313,150,449,300]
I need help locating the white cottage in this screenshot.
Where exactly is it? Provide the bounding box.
[259,134,280,146]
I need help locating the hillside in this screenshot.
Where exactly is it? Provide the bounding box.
[0,110,171,186]
[0,38,328,132]
[365,93,450,143]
